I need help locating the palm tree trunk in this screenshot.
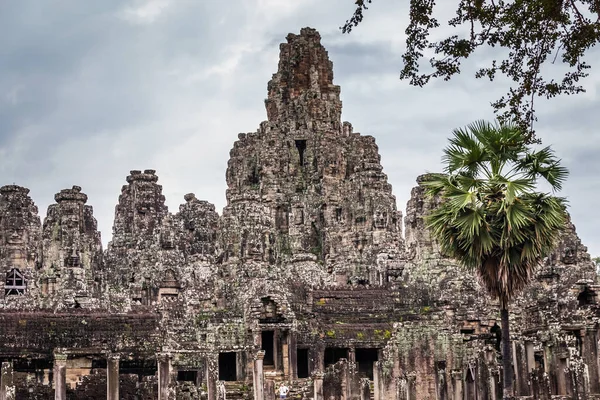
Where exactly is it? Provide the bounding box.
[501,305,513,399]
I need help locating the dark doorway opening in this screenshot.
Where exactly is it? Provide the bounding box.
[490,323,501,352]
[177,370,197,382]
[324,348,349,367]
[297,348,309,378]
[262,331,274,365]
[218,352,237,381]
[578,286,596,307]
[356,348,378,380]
[114,359,158,379]
[295,140,307,166]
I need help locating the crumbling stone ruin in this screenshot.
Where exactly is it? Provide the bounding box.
[0,28,598,400]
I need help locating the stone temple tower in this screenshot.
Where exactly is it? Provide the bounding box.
[0,185,41,301]
[219,28,404,285]
[40,186,103,307]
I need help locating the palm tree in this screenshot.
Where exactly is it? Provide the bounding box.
[422,120,568,399]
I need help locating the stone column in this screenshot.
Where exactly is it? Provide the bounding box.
[273,329,280,371]
[407,372,417,400]
[0,361,14,400]
[288,331,297,380]
[373,362,381,400]
[253,350,265,400]
[360,379,370,400]
[313,371,324,400]
[584,328,599,393]
[54,353,67,400]
[158,353,172,400]
[348,347,356,364]
[451,371,463,400]
[253,328,262,349]
[206,354,218,400]
[265,380,275,400]
[236,352,245,381]
[107,354,119,400]
[315,343,325,372]
[525,341,536,373]
[557,357,568,396]
[513,341,530,396]
[488,374,498,400]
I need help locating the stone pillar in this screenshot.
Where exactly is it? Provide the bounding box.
[287,331,297,379]
[107,354,120,400]
[54,353,67,400]
[452,371,463,400]
[236,352,245,381]
[316,343,325,372]
[525,341,536,373]
[265,380,275,400]
[273,329,280,371]
[407,372,417,400]
[360,379,370,400]
[337,360,347,400]
[0,361,14,400]
[584,328,599,393]
[253,328,262,349]
[488,374,498,400]
[373,362,381,400]
[557,357,568,396]
[348,347,356,364]
[206,354,218,400]
[158,353,172,400]
[313,371,324,400]
[254,350,265,400]
[513,341,530,396]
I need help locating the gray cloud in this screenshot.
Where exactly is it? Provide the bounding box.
[1,0,599,257]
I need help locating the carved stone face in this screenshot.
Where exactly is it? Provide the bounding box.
[161,231,175,249]
[562,247,576,265]
[8,229,24,245]
[373,209,387,229]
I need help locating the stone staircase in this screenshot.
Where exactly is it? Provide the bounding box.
[221,378,313,400]
[286,378,312,399]
[222,381,252,399]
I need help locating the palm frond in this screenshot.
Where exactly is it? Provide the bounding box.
[423,119,569,307]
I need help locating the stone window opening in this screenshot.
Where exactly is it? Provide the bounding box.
[335,208,343,222]
[218,352,237,381]
[295,139,307,166]
[324,347,349,367]
[275,206,289,232]
[297,348,310,378]
[5,268,26,296]
[248,164,260,186]
[259,297,285,323]
[356,348,378,380]
[490,323,501,352]
[534,351,545,370]
[177,370,197,382]
[577,286,596,307]
[261,331,275,366]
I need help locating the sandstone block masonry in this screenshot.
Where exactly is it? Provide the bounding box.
[0,28,598,400]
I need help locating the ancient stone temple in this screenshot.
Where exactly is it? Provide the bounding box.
[0,27,598,400]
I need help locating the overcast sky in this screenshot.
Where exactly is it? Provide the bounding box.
[1,0,599,257]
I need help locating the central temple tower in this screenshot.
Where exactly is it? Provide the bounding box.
[219,28,404,284]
